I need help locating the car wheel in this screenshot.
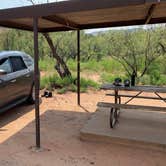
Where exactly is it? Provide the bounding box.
[27,84,35,104]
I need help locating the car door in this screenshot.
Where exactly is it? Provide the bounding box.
[9,56,31,99]
[0,57,14,108]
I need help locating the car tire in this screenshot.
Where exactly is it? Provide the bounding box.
[27,84,35,104]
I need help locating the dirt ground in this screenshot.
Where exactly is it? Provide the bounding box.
[0,90,166,166]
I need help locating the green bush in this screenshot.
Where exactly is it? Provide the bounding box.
[100,59,122,73]
[149,70,161,85]
[67,60,77,72]
[80,77,99,89]
[40,74,99,93]
[139,75,151,85]
[156,75,166,86]
[39,57,55,72]
[80,60,100,72]
[100,73,127,84]
[39,56,165,88]
[57,87,67,94]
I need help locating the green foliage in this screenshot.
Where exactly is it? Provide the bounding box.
[78,58,122,73]
[0,26,166,88]
[101,73,127,84]
[156,75,166,86]
[80,77,99,89]
[39,56,55,71]
[40,74,99,94]
[57,88,67,94]
[150,70,161,85]
[40,74,73,89]
[41,57,123,74]
[39,55,166,88]
[107,28,165,79]
[139,75,151,85]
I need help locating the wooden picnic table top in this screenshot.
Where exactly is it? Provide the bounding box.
[101,84,166,93]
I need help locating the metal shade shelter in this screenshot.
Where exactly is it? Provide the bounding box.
[0,0,165,148]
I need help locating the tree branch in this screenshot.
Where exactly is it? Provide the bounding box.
[159,42,166,53]
[111,56,132,76]
[27,0,35,5]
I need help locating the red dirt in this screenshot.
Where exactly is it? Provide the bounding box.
[0,90,166,166]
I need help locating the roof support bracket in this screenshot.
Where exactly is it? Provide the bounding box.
[145,0,160,24]
[42,15,79,30]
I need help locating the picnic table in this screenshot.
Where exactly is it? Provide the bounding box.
[98,84,166,128]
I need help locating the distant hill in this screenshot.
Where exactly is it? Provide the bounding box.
[86,26,143,36]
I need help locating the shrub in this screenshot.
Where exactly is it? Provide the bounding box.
[156,75,166,86]
[67,60,77,72]
[100,58,122,73]
[139,75,151,85]
[57,87,67,94]
[150,70,161,85]
[40,75,99,93]
[101,73,127,84]
[80,77,99,89]
[39,57,55,72]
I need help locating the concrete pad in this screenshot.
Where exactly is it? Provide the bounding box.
[80,108,166,151]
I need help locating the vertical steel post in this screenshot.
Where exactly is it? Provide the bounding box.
[33,17,40,148]
[77,30,80,105]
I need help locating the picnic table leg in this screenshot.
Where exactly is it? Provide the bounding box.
[114,89,120,118]
[110,89,120,128]
[117,94,121,118]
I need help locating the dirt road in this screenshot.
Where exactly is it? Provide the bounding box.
[0,91,165,166]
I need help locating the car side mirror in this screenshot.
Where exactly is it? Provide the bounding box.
[0,69,7,76]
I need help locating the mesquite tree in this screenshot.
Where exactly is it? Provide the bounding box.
[27,0,72,78]
[108,28,166,86]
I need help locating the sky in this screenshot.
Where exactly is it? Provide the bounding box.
[1,0,29,9]
[0,0,59,9]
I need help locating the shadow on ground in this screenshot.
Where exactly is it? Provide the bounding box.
[0,108,165,166]
[0,104,34,129]
[0,99,42,129]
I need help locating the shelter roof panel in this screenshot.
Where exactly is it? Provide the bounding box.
[0,18,63,31]
[152,3,166,18]
[0,0,149,20]
[0,0,165,32]
[58,4,150,24]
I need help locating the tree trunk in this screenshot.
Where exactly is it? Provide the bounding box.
[43,33,71,79]
[131,72,136,86]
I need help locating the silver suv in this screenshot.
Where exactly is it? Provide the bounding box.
[0,51,35,113]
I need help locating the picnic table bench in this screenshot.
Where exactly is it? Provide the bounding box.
[98,84,166,128]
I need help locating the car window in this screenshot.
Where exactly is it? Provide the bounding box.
[22,54,34,67]
[0,58,12,74]
[10,56,27,72]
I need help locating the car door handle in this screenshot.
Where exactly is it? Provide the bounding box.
[10,79,16,83]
